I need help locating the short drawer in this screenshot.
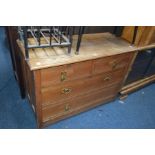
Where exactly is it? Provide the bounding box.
[93,53,132,75]
[42,84,120,122]
[41,68,125,105]
[41,60,92,87]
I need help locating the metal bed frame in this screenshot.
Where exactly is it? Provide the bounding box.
[18,26,138,59]
[18,26,74,59]
[132,26,138,45]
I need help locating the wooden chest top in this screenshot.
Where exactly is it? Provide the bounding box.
[17,32,155,71]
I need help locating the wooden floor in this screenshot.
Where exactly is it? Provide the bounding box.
[17,32,155,70]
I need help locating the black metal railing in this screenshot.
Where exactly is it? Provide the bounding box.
[18,26,74,59]
[18,26,137,59]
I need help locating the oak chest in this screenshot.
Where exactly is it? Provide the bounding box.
[17,33,136,128]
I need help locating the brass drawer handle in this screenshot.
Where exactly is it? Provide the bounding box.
[110,60,119,69]
[65,104,70,111]
[104,76,111,81]
[61,72,67,81]
[61,88,72,94]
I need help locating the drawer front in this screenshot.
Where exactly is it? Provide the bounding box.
[41,69,125,106]
[93,53,132,75]
[41,60,92,87]
[42,84,120,122]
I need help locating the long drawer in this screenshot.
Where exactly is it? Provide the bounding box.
[42,84,120,123]
[41,68,125,106]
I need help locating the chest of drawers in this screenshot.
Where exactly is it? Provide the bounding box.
[23,53,134,127]
[17,33,136,128]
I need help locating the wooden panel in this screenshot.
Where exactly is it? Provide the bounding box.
[122,26,155,46]
[41,60,92,87]
[121,26,146,45]
[93,53,132,75]
[33,70,43,128]
[41,69,125,106]
[139,27,155,46]
[42,84,120,123]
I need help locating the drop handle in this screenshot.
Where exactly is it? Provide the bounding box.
[61,72,67,81]
[65,104,70,111]
[110,60,118,69]
[104,76,111,81]
[61,88,72,94]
